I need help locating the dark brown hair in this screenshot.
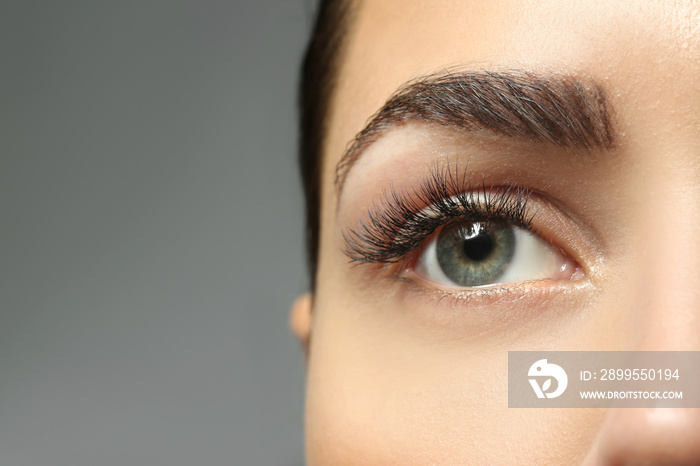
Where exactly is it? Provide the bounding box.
[298,0,352,289]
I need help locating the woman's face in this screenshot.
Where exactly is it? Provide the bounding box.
[292,1,700,464]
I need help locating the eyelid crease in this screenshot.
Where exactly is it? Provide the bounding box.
[342,163,535,264]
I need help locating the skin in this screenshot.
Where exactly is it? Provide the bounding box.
[291,1,700,464]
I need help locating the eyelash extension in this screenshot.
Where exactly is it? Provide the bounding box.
[343,163,535,264]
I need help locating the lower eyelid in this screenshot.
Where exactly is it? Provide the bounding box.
[394,272,596,327]
[318,276,575,348]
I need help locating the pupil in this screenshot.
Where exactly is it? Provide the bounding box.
[462,230,494,262]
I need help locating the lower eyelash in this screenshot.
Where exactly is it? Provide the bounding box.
[343,163,534,264]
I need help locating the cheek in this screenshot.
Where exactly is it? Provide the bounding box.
[304,288,609,465]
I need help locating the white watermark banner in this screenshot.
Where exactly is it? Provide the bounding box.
[508,351,700,408]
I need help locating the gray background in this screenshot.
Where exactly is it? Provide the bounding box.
[1,1,311,464]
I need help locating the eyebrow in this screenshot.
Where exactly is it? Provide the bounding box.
[334,70,617,192]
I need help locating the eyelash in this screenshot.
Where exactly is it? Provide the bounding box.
[343,164,536,265]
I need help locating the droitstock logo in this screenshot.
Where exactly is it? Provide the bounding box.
[528,359,568,399]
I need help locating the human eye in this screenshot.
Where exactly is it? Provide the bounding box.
[414,218,573,288]
[343,164,580,292]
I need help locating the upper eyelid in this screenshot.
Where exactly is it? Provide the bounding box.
[342,166,535,264]
[343,197,532,263]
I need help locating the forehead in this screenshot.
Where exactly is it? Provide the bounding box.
[322,0,699,179]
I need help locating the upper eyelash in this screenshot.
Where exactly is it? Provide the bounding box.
[343,163,535,264]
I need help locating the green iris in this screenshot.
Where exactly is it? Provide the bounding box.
[436,220,516,286]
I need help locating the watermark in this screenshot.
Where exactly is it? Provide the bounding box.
[508,351,700,408]
[528,359,568,399]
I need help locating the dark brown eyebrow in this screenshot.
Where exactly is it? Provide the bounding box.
[334,70,617,192]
